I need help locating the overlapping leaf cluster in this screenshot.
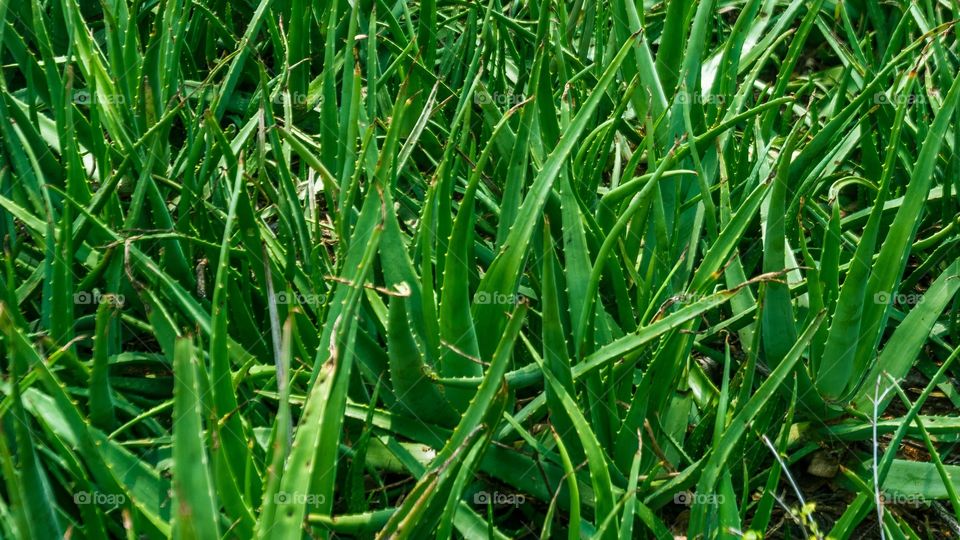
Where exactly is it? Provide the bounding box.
[0,0,958,538]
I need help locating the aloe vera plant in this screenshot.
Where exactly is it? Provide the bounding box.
[1,0,959,538]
